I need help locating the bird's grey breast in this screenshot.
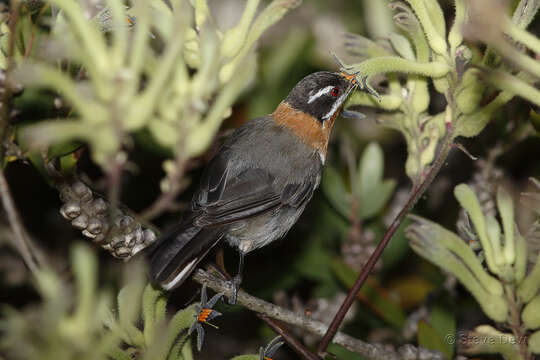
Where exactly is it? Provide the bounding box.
[225,115,323,186]
[196,116,323,253]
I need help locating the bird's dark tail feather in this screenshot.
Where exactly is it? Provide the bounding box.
[149,220,224,290]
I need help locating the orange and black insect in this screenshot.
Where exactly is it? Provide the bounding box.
[189,285,224,351]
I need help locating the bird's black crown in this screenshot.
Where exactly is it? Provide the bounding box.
[284,71,352,122]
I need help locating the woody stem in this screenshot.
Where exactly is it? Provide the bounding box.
[316,124,455,358]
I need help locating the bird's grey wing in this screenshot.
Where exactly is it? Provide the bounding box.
[192,152,316,227]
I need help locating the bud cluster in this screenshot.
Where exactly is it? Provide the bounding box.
[58,180,156,258]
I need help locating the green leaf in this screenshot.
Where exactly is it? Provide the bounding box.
[380,219,410,270]
[497,186,515,265]
[430,305,456,359]
[522,293,540,329]
[417,321,448,357]
[357,143,396,219]
[117,284,145,347]
[530,110,540,136]
[331,259,406,328]
[294,237,334,283]
[294,236,341,297]
[359,180,396,219]
[530,329,540,354]
[357,142,384,196]
[389,32,415,61]
[518,252,540,303]
[143,284,168,344]
[164,304,198,358]
[322,165,351,218]
[454,184,498,274]
[58,153,77,177]
[48,141,83,159]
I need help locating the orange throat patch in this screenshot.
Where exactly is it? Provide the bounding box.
[272,101,340,160]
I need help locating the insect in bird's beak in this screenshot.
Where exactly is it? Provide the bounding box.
[336,61,367,121]
[340,71,358,85]
[331,51,381,100]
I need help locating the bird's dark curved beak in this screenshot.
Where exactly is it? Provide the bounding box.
[338,71,357,97]
[338,71,366,120]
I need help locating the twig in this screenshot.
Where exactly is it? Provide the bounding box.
[208,255,320,360]
[140,140,188,220]
[192,269,443,360]
[317,124,455,357]
[0,170,41,273]
[140,158,187,220]
[257,315,319,360]
[0,0,20,161]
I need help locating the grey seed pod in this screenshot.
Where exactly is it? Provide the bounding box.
[110,235,124,248]
[100,221,110,235]
[71,214,89,229]
[131,243,147,255]
[72,181,93,203]
[143,229,157,244]
[124,229,139,247]
[132,227,143,244]
[60,201,81,220]
[93,233,107,244]
[119,216,134,229]
[93,198,108,214]
[55,177,158,259]
[115,247,132,258]
[87,218,103,235]
[82,229,97,239]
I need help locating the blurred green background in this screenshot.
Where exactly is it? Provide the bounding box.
[1,0,540,359]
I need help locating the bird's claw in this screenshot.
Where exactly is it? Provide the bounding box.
[227,275,242,305]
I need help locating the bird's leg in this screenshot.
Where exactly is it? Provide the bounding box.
[228,251,245,305]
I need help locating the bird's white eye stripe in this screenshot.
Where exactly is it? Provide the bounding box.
[308,86,335,104]
[322,93,347,120]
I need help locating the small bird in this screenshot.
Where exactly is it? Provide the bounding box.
[149,71,357,303]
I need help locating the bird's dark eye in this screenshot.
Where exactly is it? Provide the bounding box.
[330,87,340,97]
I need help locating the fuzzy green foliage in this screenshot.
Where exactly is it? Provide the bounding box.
[407,181,540,359]
[0,244,204,360]
[1,242,275,360]
[1,244,112,360]
[323,142,396,221]
[342,0,539,186]
[6,0,299,170]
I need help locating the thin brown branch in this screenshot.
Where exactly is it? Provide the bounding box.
[207,255,319,360]
[317,124,455,357]
[258,315,319,360]
[106,151,126,221]
[140,165,187,220]
[140,144,188,220]
[0,0,20,161]
[0,170,42,273]
[192,269,443,360]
